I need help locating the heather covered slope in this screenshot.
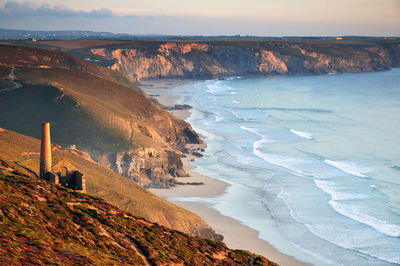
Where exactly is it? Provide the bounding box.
[0,166,276,265]
[0,44,201,186]
[0,128,220,240]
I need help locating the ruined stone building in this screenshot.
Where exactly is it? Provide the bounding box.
[39,122,86,192]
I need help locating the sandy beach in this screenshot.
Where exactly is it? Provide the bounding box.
[142,80,310,266]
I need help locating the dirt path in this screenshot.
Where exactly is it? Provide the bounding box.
[1,67,23,94]
[125,235,153,266]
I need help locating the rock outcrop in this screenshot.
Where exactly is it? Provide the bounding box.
[0,44,202,187]
[92,147,188,187]
[90,40,400,81]
[0,128,220,241]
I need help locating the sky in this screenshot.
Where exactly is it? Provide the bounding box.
[0,0,399,36]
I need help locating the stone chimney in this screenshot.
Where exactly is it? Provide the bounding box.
[40,122,52,179]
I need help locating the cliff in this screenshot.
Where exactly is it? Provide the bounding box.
[0,44,202,187]
[0,163,276,265]
[0,128,222,241]
[0,128,221,241]
[85,39,400,81]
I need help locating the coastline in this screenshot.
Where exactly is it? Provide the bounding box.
[142,79,310,266]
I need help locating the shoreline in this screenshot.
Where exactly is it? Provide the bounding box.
[141,79,310,266]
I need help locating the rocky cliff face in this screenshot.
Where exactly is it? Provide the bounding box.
[90,41,400,81]
[0,44,202,187]
[89,146,188,187]
[0,128,219,241]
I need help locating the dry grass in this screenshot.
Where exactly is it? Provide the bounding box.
[0,167,276,265]
[0,128,214,238]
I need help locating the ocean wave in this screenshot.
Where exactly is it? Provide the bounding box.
[290,129,314,140]
[225,76,242,80]
[206,83,226,95]
[240,126,315,177]
[314,180,368,200]
[240,126,264,139]
[325,159,372,178]
[214,112,223,122]
[391,165,400,171]
[230,109,244,120]
[277,186,305,224]
[207,96,218,105]
[304,222,400,264]
[229,108,266,121]
[230,109,253,121]
[232,100,240,104]
[256,153,312,177]
[291,242,337,265]
[266,107,333,113]
[329,200,400,237]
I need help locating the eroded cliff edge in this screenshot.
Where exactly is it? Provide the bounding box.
[0,44,202,187]
[88,40,400,81]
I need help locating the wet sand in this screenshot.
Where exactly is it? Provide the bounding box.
[142,79,309,266]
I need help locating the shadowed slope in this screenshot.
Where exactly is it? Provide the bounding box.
[0,44,201,186]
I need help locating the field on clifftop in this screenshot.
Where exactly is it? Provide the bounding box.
[29,38,400,81]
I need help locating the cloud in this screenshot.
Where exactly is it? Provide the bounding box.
[0,1,115,18]
[0,1,398,36]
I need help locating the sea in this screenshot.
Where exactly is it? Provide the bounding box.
[168,69,400,265]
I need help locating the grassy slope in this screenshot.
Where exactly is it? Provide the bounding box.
[0,44,201,186]
[0,168,276,265]
[0,44,191,152]
[0,128,216,239]
[0,82,129,152]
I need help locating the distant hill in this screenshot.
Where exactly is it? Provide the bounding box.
[2,28,398,41]
[31,38,400,81]
[0,128,220,241]
[0,161,276,265]
[0,28,118,40]
[0,44,201,186]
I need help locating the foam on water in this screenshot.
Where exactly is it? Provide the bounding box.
[325,159,373,178]
[240,126,263,138]
[167,69,400,266]
[314,179,368,200]
[241,126,315,177]
[230,109,245,120]
[329,200,400,237]
[303,222,400,265]
[214,112,223,122]
[290,129,314,139]
[391,165,400,171]
[277,186,305,224]
[256,152,313,178]
[206,81,226,95]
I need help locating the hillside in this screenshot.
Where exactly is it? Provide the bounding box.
[0,44,202,186]
[0,164,276,265]
[0,128,220,241]
[32,38,400,81]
